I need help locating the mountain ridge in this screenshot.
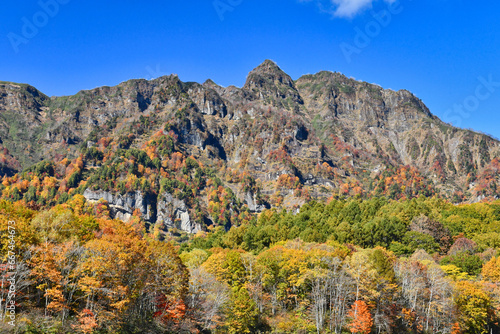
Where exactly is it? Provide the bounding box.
[0,60,499,232]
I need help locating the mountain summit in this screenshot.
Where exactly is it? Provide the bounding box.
[244,59,295,89]
[243,60,303,109]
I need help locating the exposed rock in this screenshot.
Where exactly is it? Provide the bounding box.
[243,60,304,110]
[156,192,200,233]
[187,83,227,117]
[83,189,202,234]
[83,189,153,222]
[245,191,266,213]
[295,125,308,141]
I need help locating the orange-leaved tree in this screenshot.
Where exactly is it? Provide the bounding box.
[347,300,373,334]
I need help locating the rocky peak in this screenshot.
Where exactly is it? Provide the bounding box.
[244,60,293,86]
[295,70,434,125]
[243,60,303,109]
[202,79,220,89]
[152,74,182,87]
[0,82,48,113]
[185,82,227,117]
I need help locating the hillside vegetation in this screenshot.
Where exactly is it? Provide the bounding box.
[2,198,500,333]
[1,61,500,333]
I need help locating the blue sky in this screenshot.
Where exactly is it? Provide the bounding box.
[1,0,499,138]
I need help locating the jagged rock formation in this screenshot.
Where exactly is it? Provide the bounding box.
[83,189,154,223]
[156,192,201,233]
[82,188,201,233]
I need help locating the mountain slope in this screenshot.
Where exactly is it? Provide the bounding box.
[0,61,499,233]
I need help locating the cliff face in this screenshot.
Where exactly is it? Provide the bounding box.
[83,189,154,223]
[83,189,201,234]
[1,60,499,230]
[0,82,50,168]
[294,71,499,189]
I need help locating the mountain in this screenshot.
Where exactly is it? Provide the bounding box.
[0,61,499,233]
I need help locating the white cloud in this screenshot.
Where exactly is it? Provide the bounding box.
[300,0,397,18]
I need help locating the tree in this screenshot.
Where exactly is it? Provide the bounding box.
[308,267,328,334]
[455,281,492,334]
[187,267,230,331]
[346,250,377,302]
[325,257,352,334]
[482,256,500,282]
[449,237,477,256]
[202,249,247,288]
[225,286,259,334]
[75,219,188,331]
[395,255,455,333]
[145,241,189,331]
[409,214,452,253]
[399,231,441,255]
[347,300,373,334]
[74,308,98,334]
[369,248,397,333]
[23,185,37,203]
[440,252,483,276]
[29,242,68,319]
[256,245,308,314]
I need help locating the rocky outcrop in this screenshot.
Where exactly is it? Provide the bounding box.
[156,192,201,233]
[243,60,304,110]
[0,82,48,114]
[186,83,227,117]
[83,189,202,233]
[245,191,266,213]
[83,189,153,223]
